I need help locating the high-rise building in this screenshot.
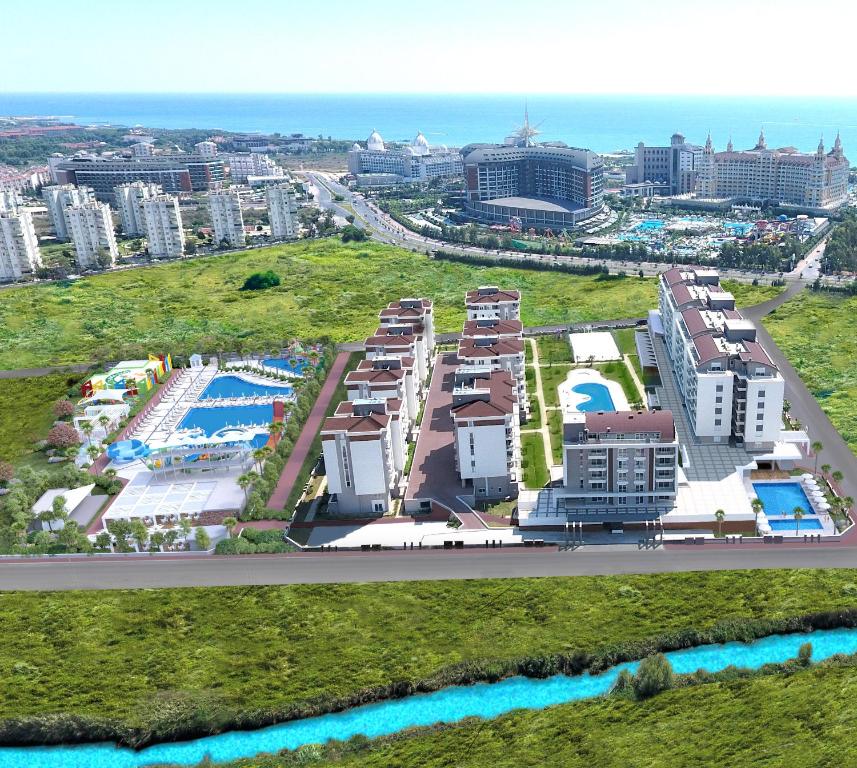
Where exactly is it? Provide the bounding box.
[42,184,96,240]
[0,211,42,282]
[225,152,283,183]
[265,183,298,240]
[208,189,245,247]
[194,140,218,159]
[0,189,19,214]
[625,133,703,195]
[131,142,154,157]
[347,130,463,187]
[64,202,118,270]
[114,181,161,236]
[140,194,185,259]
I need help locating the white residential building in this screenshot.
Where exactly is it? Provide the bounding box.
[208,190,245,247]
[64,202,118,270]
[42,184,96,240]
[457,336,528,421]
[344,356,418,426]
[451,366,520,500]
[225,152,283,183]
[140,194,185,259]
[461,318,523,341]
[114,181,162,236]
[365,324,429,390]
[378,298,435,356]
[131,142,154,157]
[659,267,785,449]
[265,183,298,240]
[0,211,42,282]
[0,189,19,214]
[465,286,521,321]
[194,141,218,159]
[321,399,404,516]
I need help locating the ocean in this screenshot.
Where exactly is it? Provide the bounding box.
[3,93,857,155]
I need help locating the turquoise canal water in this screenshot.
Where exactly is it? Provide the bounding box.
[5,627,857,768]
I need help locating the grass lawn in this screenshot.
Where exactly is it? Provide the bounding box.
[520,432,549,488]
[526,397,542,429]
[232,662,857,768]
[5,570,857,741]
[593,361,642,407]
[548,409,564,464]
[535,334,571,365]
[0,241,780,370]
[612,327,638,356]
[764,290,857,455]
[0,374,79,465]
[539,364,573,408]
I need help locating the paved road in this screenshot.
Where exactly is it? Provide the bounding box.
[2,545,857,591]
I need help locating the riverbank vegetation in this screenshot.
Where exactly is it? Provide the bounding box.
[0,240,779,370]
[5,570,857,747]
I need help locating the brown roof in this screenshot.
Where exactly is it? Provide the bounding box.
[458,338,524,358]
[383,298,432,311]
[346,367,405,384]
[321,412,389,434]
[670,283,699,308]
[739,340,775,368]
[461,319,523,338]
[357,356,414,370]
[365,335,417,349]
[662,268,686,286]
[679,308,709,337]
[692,333,726,365]
[585,410,675,442]
[451,370,516,418]
[465,288,520,305]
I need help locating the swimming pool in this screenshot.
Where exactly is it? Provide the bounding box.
[768,518,823,531]
[262,357,310,375]
[178,405,273,449]
[199,375,292,400]
[634,220,664,232]
[724,221,755,236]
[571,382,616,412]
[752,482,813,516]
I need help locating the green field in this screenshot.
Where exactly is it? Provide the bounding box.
[0,240,780,370]
[3,570,857,746]
[539,364,573,408]
[764,291,857,454]
[520,432,548,488]
[548,409,564,464]
[223,661,857,767]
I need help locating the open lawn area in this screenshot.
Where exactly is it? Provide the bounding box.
[594,360,642,407]
[539,364,573,409]
[520,432,549,488]
[0,240,780,370]
[764,291,857,455]
[535,334,571,365]
[548,409,564,464]
[4,570,857,745]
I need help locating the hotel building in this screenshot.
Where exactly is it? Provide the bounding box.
[114,181,161,236]
[208,189,245,247]
[194,141,218,159]
[451,366,521,500]
[624,133,703,195]
[0,210,42,282]
[64,202,119,269]
[265,183,298,240]
[42,184,96,240]
[659,267,785,450]
[140,194,185,259]
[347,130,463,187]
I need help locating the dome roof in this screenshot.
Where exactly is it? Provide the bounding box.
[367,130,385,152]
[351,142,361,151]
[411,131,430,155]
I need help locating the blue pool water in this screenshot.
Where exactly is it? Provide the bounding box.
[768,518,823,531]
[753,482,813,516]
[199,375,292,401]
[724,221,755,236]
[634,220,664,232]
[178,405,273,449]
[262,357,310,375]
[6,626,857,768]
[571,382,616,412]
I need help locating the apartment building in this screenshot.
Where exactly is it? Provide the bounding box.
[560,410,679,515]
[364,324,429,389]
[659,267,784,449]
[465,286,521,321]
[64,202,118,269]
[321,399,404,516]
[114,181,161,236]
[194,141,218,159]
[378,298,435,355]
[265,183,298,240]
[344,356,418,426]
[457,336,528,421]
[461,317,523,341]
[451,366,520,500]
[140,194,185,259]
[42,184,96,240]
[131,142,154,157]
[226,152,283,183]
[0,211,42,282]
[0,189,19,214]
[208,189,245,247]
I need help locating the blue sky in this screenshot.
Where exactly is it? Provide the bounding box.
[1,0,853,95]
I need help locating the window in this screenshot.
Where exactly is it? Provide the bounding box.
[373,502,384,513]
[758,390,766,398]
[757,413,764,421]
[714,418,721,426]
[716,384,724,392]
[715,396,722,403]
[715,407,722,415]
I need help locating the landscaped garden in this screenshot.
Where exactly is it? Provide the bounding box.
[520,433,549,488]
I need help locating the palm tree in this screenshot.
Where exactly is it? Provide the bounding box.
[268,421,284,438]
[811,441,823,474]
[178,516,192,541]
[81,421,94,443]
[86,444,100,463]
[237,473,254,503]
[832,470,844,486]
[98,413,111,436]
[715,509,725,537]
[821,463,832,477]
[751,498,764,531]
[222,516,238,538]
[793,506,805,535]
[253,446,272,473]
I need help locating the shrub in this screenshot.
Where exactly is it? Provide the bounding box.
[240,270,281,291]
[53,398,75,418]
[341,225,367,243]
[798,642,813,664]
[633,653,674,699]
[47,423,80,448]
[0,461,14,484]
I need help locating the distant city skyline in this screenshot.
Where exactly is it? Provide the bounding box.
[2,0,855,96]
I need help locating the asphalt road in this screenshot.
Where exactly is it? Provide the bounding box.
[2,545,857,591]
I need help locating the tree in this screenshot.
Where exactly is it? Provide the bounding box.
[149,531,166,552]
[81,421,95,442]
[130,519,149,552]
[751,498,764,530]
[268,421,284,438]
[39,495,68,533]
[178,516,192,541]
[253,446,272,473]
[194,526,211,551]
[241,270,281,291]
[821,463,832,477]
[223,516,238,538]
[86,444,101,463]
[57,520,86,551]
[237,473,254,504]
[832,470,844,485]
[94,531,113,551]
[98,414,111,433]
[341,224,367,243]
[0,460,13,485]
[793,506,805,535]
[53,398,75,418]
[633,654,674,699]
[47,423,80,449]
[811,441,823,474]
[715,508,725,537]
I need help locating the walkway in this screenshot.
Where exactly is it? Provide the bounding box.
[266,351,351,512]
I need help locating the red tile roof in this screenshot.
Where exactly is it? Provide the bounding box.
[585,410,675,441]
[465,288,520,304]
[457,338,524,358]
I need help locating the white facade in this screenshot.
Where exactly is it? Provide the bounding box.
[131,142,154,157]
[64,202,118,269]
[378,298,435,356]
[114,181,161,236]
[194,141,218,158]
[226,153,283,183]
[0,189,19,214]
[465,286,521,321]
[348,130,463,186]
[0,211,42,282]
[266,183,298,240]
[345,357,419,426]
[208,190,245,247]
[42,184,96,240]
[140,194,185,259]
